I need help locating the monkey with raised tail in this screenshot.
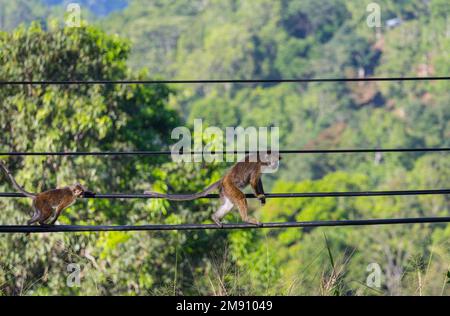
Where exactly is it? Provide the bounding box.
[144,152,281,227]
[0,161,89,226]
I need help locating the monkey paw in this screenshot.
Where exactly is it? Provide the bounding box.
[211,215,223,228]
[257,195,266,205]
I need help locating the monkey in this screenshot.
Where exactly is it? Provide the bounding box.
[0,160,88,226]
[144,152,281,227]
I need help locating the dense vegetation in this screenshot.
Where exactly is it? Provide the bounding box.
[0,0,449,295]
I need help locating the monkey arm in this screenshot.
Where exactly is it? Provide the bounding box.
[256,179,266,205]
[250,176,266,205]
[256,178,265,195]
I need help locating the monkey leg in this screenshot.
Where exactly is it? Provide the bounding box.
[225,185,261,226]
[37,205,54,226]
[27,206,41,225]
[211,196,234,228]
[250,175,266,205]
[47,210,60,225]
[256,179,266,205]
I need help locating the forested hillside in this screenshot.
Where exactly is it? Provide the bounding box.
[0,0,449,295]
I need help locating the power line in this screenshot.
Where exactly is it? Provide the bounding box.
[1,216,449,233]
[1,147,449,156]
[0,76,449,85]
[1,189,449,199]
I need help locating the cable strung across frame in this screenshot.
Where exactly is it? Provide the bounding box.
[0,75,449,85]
[1,147,449,156]
[0,189,449,199]
[1,216,450,233]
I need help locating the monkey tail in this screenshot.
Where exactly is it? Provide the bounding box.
[0,161,36,198]
[144,180,221,201]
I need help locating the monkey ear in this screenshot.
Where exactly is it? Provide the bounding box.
[75,183,87,191]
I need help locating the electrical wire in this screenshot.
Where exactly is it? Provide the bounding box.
[1,147,449,156]
[1,216,449,233]
[0,76,449,85]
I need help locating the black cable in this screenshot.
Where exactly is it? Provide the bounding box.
[1,189,449,199]
[1,147,449,156]
[0,216,449,233]
[0,76,449,85]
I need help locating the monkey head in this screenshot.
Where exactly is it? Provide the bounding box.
[260,151,281,173]
[70,183,87,197]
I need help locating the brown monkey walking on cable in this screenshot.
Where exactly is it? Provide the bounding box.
[144,152,281,227]
[0,161,89,226]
